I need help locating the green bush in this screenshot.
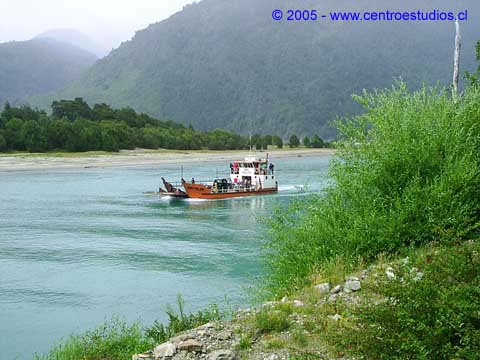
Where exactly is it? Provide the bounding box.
[335,241,480,359]
[264,82,480,296]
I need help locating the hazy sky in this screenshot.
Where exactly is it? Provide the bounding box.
[0,0,196,49]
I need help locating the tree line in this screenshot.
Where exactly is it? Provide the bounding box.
[0,98,324,153]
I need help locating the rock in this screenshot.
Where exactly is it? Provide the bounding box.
[208,349,237,360]
[331,285,342,294]
[133,353,154,360]
[281,296,288,303]
[217,330,232,340]
[386,267,396,279]
[329,314,342,322]
[315,283,330,294]
[328,294,338,302]
[177,339,203,353]
[200,322,215,329]
[344,277,361,292]
[264,354,279,360]
[293,300,304,307]
[153,342,176,359]
[263,301,277,307]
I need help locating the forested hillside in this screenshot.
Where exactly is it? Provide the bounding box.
[0,99,303,153]
[0,38,97,106]
[31,0,480,138]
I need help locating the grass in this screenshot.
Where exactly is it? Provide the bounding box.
[34,317,153,360]
[36,296,225,360]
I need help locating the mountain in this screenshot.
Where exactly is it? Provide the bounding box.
[36,29,110,58]
[0,38,97,106]
[30,0,480,138]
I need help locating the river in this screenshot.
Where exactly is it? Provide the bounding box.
[0,154,330,359]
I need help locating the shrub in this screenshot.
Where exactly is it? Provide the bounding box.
[334,241,480,359]
[264,82,480,296]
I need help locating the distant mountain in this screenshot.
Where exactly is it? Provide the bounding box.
[30,0,480,138]
[0,38,97,107]
[36,29,110,58]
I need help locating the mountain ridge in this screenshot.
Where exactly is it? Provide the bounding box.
[29,0,480,138]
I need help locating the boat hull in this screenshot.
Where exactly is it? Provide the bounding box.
[182,181,277,200]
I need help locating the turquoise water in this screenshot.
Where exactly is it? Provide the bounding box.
[0,155,330,359]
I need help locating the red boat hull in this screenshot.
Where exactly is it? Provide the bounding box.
[182,181,277,199]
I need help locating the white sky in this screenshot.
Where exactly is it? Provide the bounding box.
[0,0,196,49]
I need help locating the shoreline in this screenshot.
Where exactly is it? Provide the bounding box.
[0,148,334,172]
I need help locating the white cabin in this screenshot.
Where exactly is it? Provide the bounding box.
[229,155,277,190]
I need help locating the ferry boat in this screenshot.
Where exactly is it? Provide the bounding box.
[159,155,278,200]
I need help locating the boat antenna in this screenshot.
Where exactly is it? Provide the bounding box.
[249,133,252,153]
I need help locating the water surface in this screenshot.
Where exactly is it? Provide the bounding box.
[0,155,330,359]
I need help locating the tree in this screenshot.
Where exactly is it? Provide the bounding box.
[303,136,311,148]
[272,135,283,149]
[0,132,7,151]
[52,98,93,121]
[5,118,25,150]
[310,135,325,148]
[466,40,480,87]
[21,120,47,152]
[289,135,300,148]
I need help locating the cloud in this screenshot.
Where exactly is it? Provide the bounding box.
[0,0,196,48]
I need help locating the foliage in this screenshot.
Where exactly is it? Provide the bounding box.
[302,136,310,147]
[289,135,300,148]
[0,101,286,153]
[144,295,223,344]
[35,317,153,360]
[332,241,480,359]
[263,81,480,297]
[465,40,480,87]
[308,135,325,148]
[272,135,283,149]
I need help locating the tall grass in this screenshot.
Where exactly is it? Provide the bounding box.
[36,296,224,360]
[264,82,480,296]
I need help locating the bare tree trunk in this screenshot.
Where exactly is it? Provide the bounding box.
[452,20,461,98]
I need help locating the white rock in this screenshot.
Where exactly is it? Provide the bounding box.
[344,277,361,292]
[386,267,396,279]
[217,330,232,340]
[328,294,338,302]
[177,339,203,352]
[331,285,342,294]
[281,296,288,303]
[315,283,330,294]
[329,314,342,321]
[133,353,153,360]
[153,342,176,359]
[208,350,237,360]
[263,301,277,307]
[293,300,304,307]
